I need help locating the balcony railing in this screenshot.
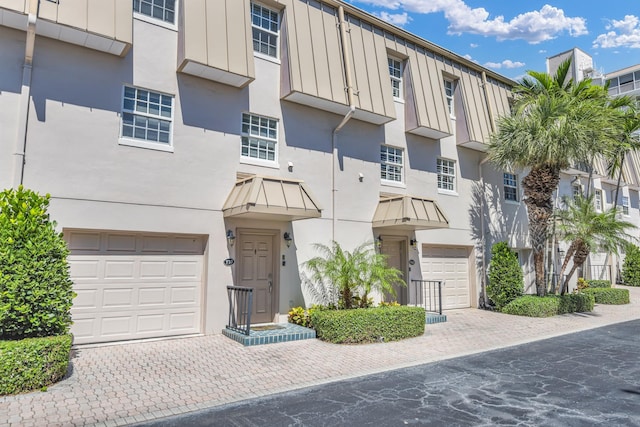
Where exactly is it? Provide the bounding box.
[226,286,253,336]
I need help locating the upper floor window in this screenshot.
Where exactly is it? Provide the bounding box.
[134,0,175,24]
[120,86,173,150]
[380,145,403,183]
[622,195,630,216]
[444,79,455,117]
[251,2,279,58]
[595,189,603,211]
[572,184,582,201]
[241,113,278,163]
[437,158,456,192]
[388,57,403,100]
[503,173,518,202]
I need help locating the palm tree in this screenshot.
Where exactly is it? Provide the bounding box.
[488,59,623,296]
[555,194,635,294]
[302,241,404,309]
[607,101,640,209]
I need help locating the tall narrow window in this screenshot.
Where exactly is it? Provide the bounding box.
[595,189,603,211]
[444,79,455,117]
[251,2,279,58]
[572,184,582,201]
[121,86,173,147]
[622,196,630,216]
[380,145,403,183]
[437,158,456,191]
[503,173,518,202]
[388,57,403,99]
[134,0,175,24]
[241,113,278,162]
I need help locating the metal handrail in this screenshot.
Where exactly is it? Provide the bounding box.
[410,280,444,315]
[226,286,253,336]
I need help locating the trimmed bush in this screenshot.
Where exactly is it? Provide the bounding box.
[501,294,594,317]
[586,280,611,288]
[0,187,75,339]
[622,244,640,287]
[0,334,72,395]
[310,306,425,344]
[583,288,630,305]
[487,242,524,309]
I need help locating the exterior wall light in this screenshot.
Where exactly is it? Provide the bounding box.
[410,239,418,249]
[283,232,293,247]
[226,229,236,246]
[376,235,383,249]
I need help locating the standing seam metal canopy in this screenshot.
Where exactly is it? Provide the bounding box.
[372,195,449,230]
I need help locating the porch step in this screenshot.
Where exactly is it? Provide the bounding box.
[426,313,447,324]
[222,323,316,346]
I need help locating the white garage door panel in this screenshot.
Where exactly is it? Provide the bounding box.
[66,231,205,344]
[421,246,471,310]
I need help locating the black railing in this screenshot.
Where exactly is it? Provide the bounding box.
[585,264,612,282]
[227,286,253,336]
[410,280,443,315]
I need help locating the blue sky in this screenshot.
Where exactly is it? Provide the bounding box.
[348,0,640,80]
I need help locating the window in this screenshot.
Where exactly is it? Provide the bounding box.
[380,145,403,183]
[251,2,279,58]
[572,185,582,201]
[121,86,173,147]
[134,0,175,24]
[241,113,278,162]
[388,57,402,99]
[503,173,518,202]
[622,196,630,216]
[595,189,603,211]
[437,158,455,191]
[444,79,455,117]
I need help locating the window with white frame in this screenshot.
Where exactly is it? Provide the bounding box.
[444,79,455,117]
[134,0,175,24]
[388,57,403,99]
[380,145,403,183]
[503,173,518,202]
[437,158,455,191]
[622,195,630,215]
[241,113,278,162]
[121,86,173,146]
[572,184,582,201]
[251,2,279,58]
[595,189,603,211]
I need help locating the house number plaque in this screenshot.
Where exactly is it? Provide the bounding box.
[223,258,235,266]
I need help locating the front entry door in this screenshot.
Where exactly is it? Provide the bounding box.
[239,233,274,324]
[381,238,408,304]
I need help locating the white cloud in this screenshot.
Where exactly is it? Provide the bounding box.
[470,43,479,48]
[462,54,479,64]
[593,15,640,48]
[538,49,547,53]
[484,59,525,69]
[352,1,587,43]
[375,11,412,27]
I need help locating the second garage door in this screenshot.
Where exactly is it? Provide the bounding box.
[66,230,206,345]
[421,246,471,310]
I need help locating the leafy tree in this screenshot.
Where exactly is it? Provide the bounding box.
[606,100,640,208]
[0,187,75,339]
[487,242,523,309]
[302,241,404,309]
[555,194,634,293]
[622,244,640,286]
[488,59,624,296]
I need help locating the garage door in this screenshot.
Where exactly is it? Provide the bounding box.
[66,231,205,344]
[421,246,471,310]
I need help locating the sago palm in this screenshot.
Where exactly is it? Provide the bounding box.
[488,59,623,296]
[555,194,635,294]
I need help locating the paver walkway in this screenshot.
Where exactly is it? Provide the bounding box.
[2,286,640,427]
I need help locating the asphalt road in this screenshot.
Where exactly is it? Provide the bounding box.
[137,319,640,427]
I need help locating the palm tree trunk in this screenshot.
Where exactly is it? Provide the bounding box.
[562,245,589,294]
[613,154,624,209]
[557,242,577,287]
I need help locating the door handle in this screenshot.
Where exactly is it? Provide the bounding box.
[268,273,273,293]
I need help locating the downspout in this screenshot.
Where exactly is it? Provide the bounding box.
[12,0,39,188]
[331,5,356,241]
[478,154,490,308]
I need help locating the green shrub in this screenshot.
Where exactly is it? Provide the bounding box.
[586,280,611,288]
[310,306,425,344]
[583,288,630,305]
[287,305,327,328]
[0,334,72,395]
[487,242,524,309]
[501,296,559,317]
[501,294,594,317]
[622,244,640,286]
[557,293,594,314]
[0,187,75,340]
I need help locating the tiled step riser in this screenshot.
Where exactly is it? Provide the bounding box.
[222,324,316,346]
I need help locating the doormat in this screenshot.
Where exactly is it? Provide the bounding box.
[251,325,286,331]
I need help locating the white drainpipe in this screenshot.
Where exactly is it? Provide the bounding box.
[478,154,491,307]
[12,0,39,188]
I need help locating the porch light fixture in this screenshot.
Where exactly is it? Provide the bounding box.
[376,235,383,248]
[283,232,293,248]
[226,229,236,246]
[410,239,418,249]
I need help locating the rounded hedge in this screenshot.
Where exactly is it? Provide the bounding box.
[582,288,630,305]
[501,293,594,317]
[309,306,425,344]
[622,244,640,287]
[487,242,523,309]
[585,280,611,289]
[0,187,75,339]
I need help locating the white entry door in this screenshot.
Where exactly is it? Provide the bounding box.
[238,233,275,324]
[421,246,471,309]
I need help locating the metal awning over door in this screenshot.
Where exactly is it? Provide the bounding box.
[372,195,449,230]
